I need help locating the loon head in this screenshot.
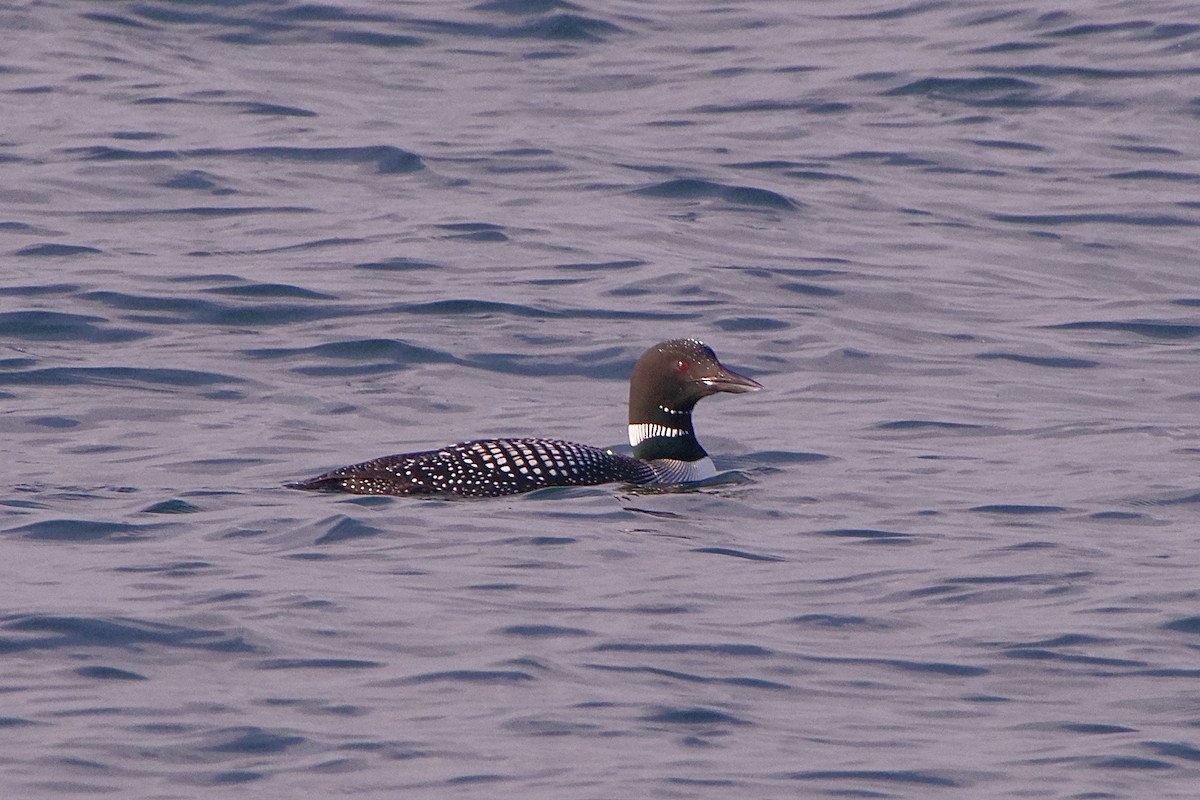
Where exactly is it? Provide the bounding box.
[628,338,761,461]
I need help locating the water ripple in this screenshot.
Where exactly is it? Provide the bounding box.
[642,707,751,726]
[786,770,960,788]
[5,519,160,541]
[994,212,1198,226]
[71,144,424,174]
[395,670,536,684]
[976,352,1100,368]
[1047,320,1200,339]
[632,178,798,211]
[0,310,147,343]
[0,615,253,653]
[0,366,243,389]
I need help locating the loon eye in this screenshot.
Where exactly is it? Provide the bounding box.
[676,360,689,373]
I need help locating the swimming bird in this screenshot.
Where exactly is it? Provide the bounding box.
[289,338,761,498]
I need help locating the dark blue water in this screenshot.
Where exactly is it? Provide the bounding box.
[4,1,1200,796]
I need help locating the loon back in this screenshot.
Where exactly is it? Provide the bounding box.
[290,338,761,498]
[293,438,652,498]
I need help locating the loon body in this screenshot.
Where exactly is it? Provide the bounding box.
[290,339,760,498]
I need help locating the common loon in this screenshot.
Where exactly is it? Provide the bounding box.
[289,338,761,498]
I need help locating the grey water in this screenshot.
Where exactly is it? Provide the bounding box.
[3,0,1200,796]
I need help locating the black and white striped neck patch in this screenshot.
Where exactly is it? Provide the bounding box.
[628,423,690,447]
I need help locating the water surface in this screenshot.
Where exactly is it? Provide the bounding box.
[3,1,1200,797]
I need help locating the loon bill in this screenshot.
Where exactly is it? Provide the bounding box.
[289,338,761,498]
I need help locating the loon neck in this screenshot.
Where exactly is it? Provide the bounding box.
[628,405,708,462]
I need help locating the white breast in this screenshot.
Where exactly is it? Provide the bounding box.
[645,456,717,484]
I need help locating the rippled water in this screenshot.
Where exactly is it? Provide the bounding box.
[4,0,1200,796]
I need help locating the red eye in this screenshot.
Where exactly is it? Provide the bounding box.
[676,360,688,373]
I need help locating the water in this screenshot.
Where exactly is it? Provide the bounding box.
[3,0,1200,796]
